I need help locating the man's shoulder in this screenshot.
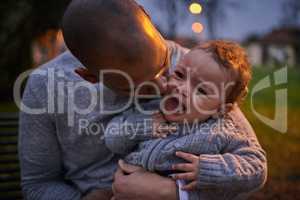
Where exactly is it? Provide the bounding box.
[25,51,84,94]
[30,51,82,80]
[38,51,82,71]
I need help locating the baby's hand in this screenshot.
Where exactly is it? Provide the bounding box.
[172,151,200,191]
[152,112,177,138]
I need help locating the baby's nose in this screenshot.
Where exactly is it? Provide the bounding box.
[166,81,178,93]
[166,82,187,97]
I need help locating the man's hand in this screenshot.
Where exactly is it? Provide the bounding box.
[172,151,200,191]
[82,189,112,200]
[152,112,177,138]
[112,160,178,200]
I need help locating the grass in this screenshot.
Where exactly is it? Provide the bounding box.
[241,67,300,180]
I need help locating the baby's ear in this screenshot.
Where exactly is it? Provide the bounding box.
[75,67,99,83]
[224,103,234,113]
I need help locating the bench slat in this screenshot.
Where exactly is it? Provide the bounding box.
[0,185,21,192]
[0,130,18,137]
[0,168,20,174]
[0,176,20,182]
[0,158,19,164]
[0,150,18,155]
[0,112,19,119]
[0,141,18,145]
[0,194,22,200]
[0,121,19,128]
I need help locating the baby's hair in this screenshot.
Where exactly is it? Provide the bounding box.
[193,40,252,105]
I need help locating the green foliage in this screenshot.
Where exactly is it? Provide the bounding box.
[0,0,71,101]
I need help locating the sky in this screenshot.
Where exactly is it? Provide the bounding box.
[136,0,288,41]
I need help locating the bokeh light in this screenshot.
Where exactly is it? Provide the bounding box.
[189,3,202,14]
[192,22,204,33]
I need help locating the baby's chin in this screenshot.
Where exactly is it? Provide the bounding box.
[163,112,210,124]
[163,113,193,123]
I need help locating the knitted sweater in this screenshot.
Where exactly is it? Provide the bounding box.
[105,100,267,200]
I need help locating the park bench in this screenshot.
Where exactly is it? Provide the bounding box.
[0,112,22,199]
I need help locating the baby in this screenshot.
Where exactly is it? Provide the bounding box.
[105,40,267,199]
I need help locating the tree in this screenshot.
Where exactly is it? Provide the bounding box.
[0,0,71,101]
[151,0,182,39]
[281,0,300,27]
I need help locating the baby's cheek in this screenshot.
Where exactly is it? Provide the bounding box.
[195,98,218,115]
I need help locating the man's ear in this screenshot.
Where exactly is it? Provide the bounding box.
[75,67,99,83]
[139,5,152,21]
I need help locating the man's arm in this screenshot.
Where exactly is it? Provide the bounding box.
[19,74,81,200]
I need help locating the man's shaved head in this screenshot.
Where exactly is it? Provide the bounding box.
[62,0,168,91]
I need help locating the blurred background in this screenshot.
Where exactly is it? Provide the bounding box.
[0,0,299,199]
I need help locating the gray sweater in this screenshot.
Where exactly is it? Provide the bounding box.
[105,100,267,200]
[19,52,125,199]
[18,41,188,200]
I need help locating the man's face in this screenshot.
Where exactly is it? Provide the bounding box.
[161,49,233,123]
[71,2,169,96]
[75,47,168,96]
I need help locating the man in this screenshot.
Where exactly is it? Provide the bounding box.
[19,0,187,199]
[19,0,266,200]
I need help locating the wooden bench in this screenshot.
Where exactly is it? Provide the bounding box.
[0,113,22,199]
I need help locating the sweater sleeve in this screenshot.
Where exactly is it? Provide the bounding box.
[104,104,156,155]
[19,73,81,200]
[196,140,267,192]
[196,111,267,194]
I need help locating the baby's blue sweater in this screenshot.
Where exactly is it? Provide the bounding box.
[105,100,267,200]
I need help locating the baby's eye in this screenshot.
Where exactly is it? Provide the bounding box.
[196,87,207,95]
[174,70,184,79]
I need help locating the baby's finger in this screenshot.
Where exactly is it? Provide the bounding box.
[153,132,163,138]
[172,163,194,172]
[181,181,197,191]
[176,151,198,163]
[159,126,177,134]
[173,172,195,181]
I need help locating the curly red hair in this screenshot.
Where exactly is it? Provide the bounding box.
[194,40,252,105]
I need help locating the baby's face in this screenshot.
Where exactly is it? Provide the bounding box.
[161,49,234,123]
